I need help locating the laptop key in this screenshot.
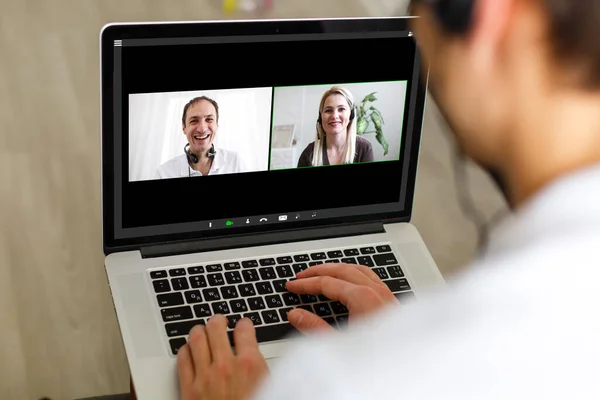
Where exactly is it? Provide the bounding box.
[261,310,280,324]
[226,323,298,347]
[220,286,238,299]
[279,307,293,321]
[273,279,287,293]
[207,273,225,286]
[157,292,184,307]
[373,253,398,266]
[300,294,317,304]
[187,266,204,275]
[384,279,411,292]
[327,250,343,258]
[202,288,220,301]
[259,267,276,280]
[276,256,293,264]
[311,252,326,260]
[357,256,374,267]
[242,269,259,282]
[165,319,206,337]
[255,282,273,295]
[259,258,276,266]
[230,299,248,313]
[169,268,186,277]
[387,265,405,278]
[372,267,389,280]
[224,262,241,270]
[265,294,283,309]
[153,279,171,293]
[330,301,348,314]
[292,263,308,273]
[314,303,332,317]
[282,293,301,306]
[376,245,392,253]
[276,265,293,278]
[212,301,230,315]
[336,314,349,327]
[193,304,212,318]
[206,264,222,272]
[293,254,310,262]
[343,248,360,256]
[161,306,193,322]
[248,297,266,310]
[225,271,243,284]
[184,290,202,304]
[241,260,258,268]
[171,277,189,291]
[238,284,256,297]
[309,261,323,266]
[244,312,262,326]
[227,315,242,329]
[150,270,167,279]
[341,257,357,264]
[190,275,207,288]
[360,247,376,255]
[169,338,187,355]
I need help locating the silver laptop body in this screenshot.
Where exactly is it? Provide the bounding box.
[100,16,444,400]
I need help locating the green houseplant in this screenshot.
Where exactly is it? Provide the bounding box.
[356,92,389,156]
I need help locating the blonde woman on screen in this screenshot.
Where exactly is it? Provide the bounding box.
[297,86,374,167]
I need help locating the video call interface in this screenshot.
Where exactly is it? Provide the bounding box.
[119,34,419,229]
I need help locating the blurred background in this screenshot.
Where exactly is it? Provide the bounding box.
[0,0,507,398]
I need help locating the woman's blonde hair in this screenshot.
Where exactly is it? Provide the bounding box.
[311,86,357,167]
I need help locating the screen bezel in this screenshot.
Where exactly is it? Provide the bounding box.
[100,17,428,255]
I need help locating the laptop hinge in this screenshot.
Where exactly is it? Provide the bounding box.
[140,222,385,259]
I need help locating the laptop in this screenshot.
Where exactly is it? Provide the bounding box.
[100,16,444,399]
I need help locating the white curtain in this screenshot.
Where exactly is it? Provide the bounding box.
[128,88,272,181]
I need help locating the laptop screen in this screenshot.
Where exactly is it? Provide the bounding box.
[101,18,427,251]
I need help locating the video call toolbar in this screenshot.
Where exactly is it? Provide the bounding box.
[204,209,321,230]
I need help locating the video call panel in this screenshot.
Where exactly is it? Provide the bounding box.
[128,87,273,182]
[270,81,407,171]
[128,80,406,182]
[118,34,416,229]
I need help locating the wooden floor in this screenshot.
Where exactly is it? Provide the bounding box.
[0,1,506,399]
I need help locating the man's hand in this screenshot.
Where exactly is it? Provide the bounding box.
[177,314,269,400]
[285,263,397,333]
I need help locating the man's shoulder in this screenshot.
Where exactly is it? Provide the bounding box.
[157,154,187,177]
[217,147,239,160]
[159,154,186,169]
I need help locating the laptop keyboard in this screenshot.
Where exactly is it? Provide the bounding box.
[149,243,414,355]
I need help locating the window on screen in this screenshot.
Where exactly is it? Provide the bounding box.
[269,81,407,170]
[128,87,273,182]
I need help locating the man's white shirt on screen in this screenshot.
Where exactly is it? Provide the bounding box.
[155,148,242,179]
[251,163,600,399]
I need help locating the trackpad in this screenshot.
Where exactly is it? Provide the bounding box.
[117,273,164,358]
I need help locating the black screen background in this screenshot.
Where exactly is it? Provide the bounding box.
[120,37,417,228]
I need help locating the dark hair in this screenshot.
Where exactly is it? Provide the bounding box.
[412,0,600,90]
[181,96,220,126]
[544,0,600,90]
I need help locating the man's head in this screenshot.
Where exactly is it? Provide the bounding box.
[409,0,600,205]
[182,96,219,156]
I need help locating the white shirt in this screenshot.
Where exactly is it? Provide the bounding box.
[252,163,600,399]
[155,148,243,179]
